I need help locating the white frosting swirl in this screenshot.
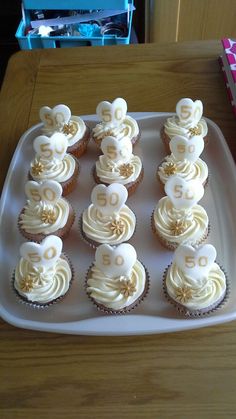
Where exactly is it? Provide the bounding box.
[153,197,208,245]
[92,115,139,143]
[19,199,70,235]
[30,154,76,183]
[82,204,136,245]
[14,257,72,304]
[164,115,208,139]
[166,262,226,310]
[42,116,86,147]
[158,154,208,185]
[87,260,146,310]
[95,155,142,185]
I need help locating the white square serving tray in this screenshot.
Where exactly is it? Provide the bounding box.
[0,113,236,336]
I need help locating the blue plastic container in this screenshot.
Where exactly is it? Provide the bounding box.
[16,0,133,49]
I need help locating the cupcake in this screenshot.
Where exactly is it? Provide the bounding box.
[161,98,208,152]
[92,98,140,147]
[81,183,136,248]
[18,180,75,242]
[86,243,149,314]
[29,132,79,196]
[93,135,143,196]
[152,175,209,250]
[39,104,90,158]
[163,244,228,316]
[13,235,73,307]
[157,134,208,190]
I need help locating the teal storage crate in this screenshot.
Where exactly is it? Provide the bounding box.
[16,0,133,49]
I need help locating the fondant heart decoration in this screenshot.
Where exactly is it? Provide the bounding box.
[164,175,204,209]
[39,104,71,130]
[96,98,127,127]
[176,98,203,124]
[20,235,63,267]
[25,180,62,204]
[33,132,68,160]
[95,243,137,277]
[174,244,217,279]
[101,136,132,163]
[170,135,204,162]
[91,183,128,216]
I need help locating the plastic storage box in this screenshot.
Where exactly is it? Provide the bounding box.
[16,0,133,49]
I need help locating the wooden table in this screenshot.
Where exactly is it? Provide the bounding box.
[0,41,236,419]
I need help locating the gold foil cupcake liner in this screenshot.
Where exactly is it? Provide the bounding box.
[12,253,74,309]
[162,263,230,318]
[85,262,150,315]
[151,210,210,251]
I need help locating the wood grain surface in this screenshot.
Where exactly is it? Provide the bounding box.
[0,41,236,419]
[147,0,236,42]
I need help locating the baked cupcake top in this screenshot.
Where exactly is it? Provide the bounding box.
[95,135,142,185]
[82,183,136,245]
[40,104,86,147]
[158,134,208,185]
[30,132,76,183]
[153,176,208,245]
[165,244,227,311]
[92,98,139,144]
[14,235,72,304]
[164,98,208,139]
[87,243,146,311]
[19,180,70,235]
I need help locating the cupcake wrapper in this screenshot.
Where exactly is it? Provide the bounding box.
[160,126,171,154]
[61,157,80,196]
[151,210,210,250]
[18,201,75,243]
[79,213,98,249]
[12,253,74,309]
[162,263,230,317]
[131,131,141,146]
[92,165,144,197]
[85,262,150,315]
[67,125,91,158]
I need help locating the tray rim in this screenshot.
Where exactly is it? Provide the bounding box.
[0,112,236,336]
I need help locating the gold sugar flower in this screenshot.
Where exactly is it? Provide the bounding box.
[163,162,177,176]
[19,275,34,293]
[189,126,201,137]
[31,161,44,176]
[41,209,57,224]
[175,286,193,303]
[120,279,137,298]
[170,220,189,236]
[62,122,77,136]
[119,163,134,178]
[110,220,125,236]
